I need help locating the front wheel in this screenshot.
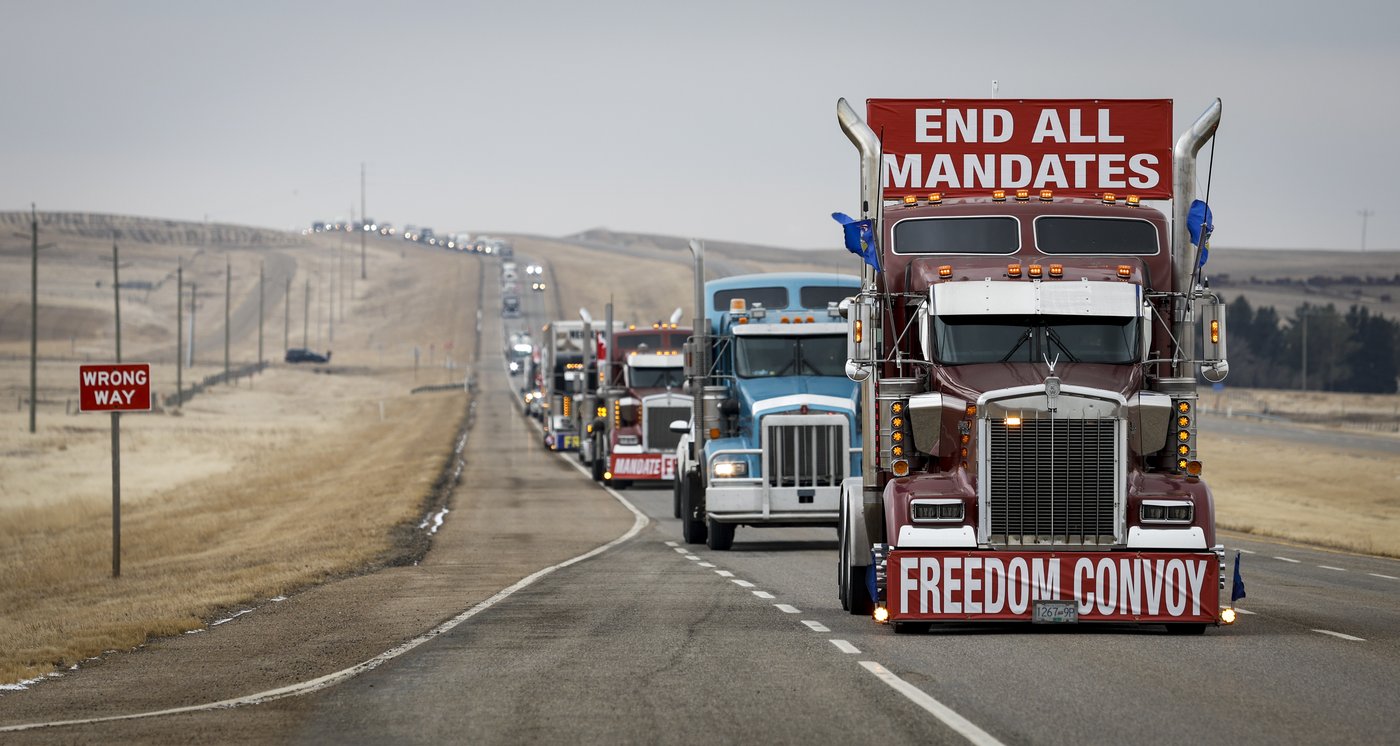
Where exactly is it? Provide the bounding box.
[672,479,682,519]
[706,519,735,551]
[590,448,605,482]
[680,471,708,545]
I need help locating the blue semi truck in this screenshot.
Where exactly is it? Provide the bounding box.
[673,250,863,550]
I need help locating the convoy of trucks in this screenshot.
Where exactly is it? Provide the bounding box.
[501,93,1235,633]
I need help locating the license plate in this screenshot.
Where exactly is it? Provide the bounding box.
[1032,600,1078,624]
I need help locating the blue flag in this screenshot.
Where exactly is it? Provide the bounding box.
[832,212,880,271]
[865,561,877,605]
[1188,199,1214,268]
[1231,550,1247,604]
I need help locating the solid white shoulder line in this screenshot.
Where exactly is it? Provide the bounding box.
[859,661,1005,746]
[1,455,649,734]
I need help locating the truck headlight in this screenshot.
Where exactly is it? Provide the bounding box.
[712,460,748,478]
[911,500,963,522]
[1141,501,1193,524]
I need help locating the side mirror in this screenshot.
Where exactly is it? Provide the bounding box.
[669,419,690,434]
[846,295,873,382]
[1200,300,1228,382]
[844,359,870,382]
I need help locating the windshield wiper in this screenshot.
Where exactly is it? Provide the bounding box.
[1000,328,1035,362]
[1044,327,1081,363]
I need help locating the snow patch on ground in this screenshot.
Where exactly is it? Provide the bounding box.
[418,507,449,534]
[210,608,254,626]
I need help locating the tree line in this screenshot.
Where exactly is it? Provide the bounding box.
[1220,296,1399,393]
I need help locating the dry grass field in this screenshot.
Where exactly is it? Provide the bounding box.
[1,214,1397,686]
[0,214,479,684]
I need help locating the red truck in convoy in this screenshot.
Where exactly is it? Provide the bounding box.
[835,97,1234,633]
[584,312,691,487]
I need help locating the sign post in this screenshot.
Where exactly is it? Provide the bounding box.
[79,363,152,577]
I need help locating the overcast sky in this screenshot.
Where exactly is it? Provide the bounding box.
[2,0,1396,251]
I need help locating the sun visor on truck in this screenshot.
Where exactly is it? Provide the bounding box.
[931,279,1139,317]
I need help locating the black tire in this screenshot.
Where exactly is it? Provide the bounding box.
[681,471,707,545]
[590,446,605,482]
[672,479,682,519]
[706,519,735,551]
[844,563,872,616]
[1165,623,1208,636]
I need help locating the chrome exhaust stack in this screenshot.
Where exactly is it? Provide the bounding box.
[1170,99,1221,378]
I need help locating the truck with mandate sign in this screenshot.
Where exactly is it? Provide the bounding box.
[674,267,863,550]
[584,312,690,487]
[834,97,1233,633]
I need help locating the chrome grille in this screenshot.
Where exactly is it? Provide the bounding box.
[645,405,689,452]
[764,416,845,487]
[986,416,1118,544]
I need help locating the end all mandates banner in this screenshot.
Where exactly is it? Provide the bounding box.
[887,550,1218,623]
[867,99,1174,199]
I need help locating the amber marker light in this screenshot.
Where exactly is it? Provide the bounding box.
[965,404,977,417]
[854,319,863,343]
[1015,189,1030,201]
[1126,194,1141,207]
[1007,263,1022,278]
[1178,401,1191,413]
[903,195,918,205]
[891,402,903,414]
[1187,461,1203,476]
[927,192,942,204]
[992,189,1006,201]
[1178,415,1191,427]
[1178,430,1190,442]
[1211,319,1221,344]
[1039,189,1054,201]
[1028,264,1043,278]
[1048,264,1064,278]
[1102,192,1117,204]
[1117,264,1133,278]
[938,264,954,278]
[892,460,910,477]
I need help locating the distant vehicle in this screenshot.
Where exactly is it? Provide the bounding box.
[285,348,331,364]
[525,264,544,275]
[420,228,436,245]
[503,294,521,318]
[532,281,548,292]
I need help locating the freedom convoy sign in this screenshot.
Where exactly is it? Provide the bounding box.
[888,551,1218,623]
[79,364,152,412]
[610,453,677,481]
[868,99,1174,199]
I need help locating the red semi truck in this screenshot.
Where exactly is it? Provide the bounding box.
[835,97,1234,633]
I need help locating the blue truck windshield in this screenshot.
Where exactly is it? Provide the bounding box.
[735,335,846,378]
[932,315,1137,365]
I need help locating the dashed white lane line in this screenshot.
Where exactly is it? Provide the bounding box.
[829,639,861,654]
[802,620,830,633]
[1313,629,1366,642]
[752,590,775,599]
[1233,608,1257,615]
[731,579,756,588]
[859,662,1005,746]
[1318,565,1346,572]
[664,541,677,547]
[684,555,700,561]
[1236,549,1256,554]
[1274,556,1301,563]
[1369,572,1399,580]
[672,547,689,554]
[697,562,716,568]
[774,604,800,614]
[715,570,734,578]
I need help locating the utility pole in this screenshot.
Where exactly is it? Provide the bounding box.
[177,259,183,408]
[1359,208,1375,251]
[188,282,197,367]
[303,277,310,347]
[1301,308,1308,391]
[284,275,290,353]
[360,162,367,280]
[224,256,231,380]
[338,222,346,322]
[258,260,265,366]
[29,204,38,433]
[112,237,121,363]
[327,258,334,346]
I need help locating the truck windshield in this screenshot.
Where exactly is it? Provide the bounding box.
[932,315,1137,365]
[735,335,845,378]
[629,367,685,388]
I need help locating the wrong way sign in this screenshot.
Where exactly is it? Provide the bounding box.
[79,363,152,412]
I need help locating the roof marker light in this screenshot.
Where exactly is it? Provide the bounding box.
[903,195,918,205]
[730,298,746,312]
[1117,264,1133,278]
[1048,263,1063,278]
[927,192,942,204]
[1102,192,1117,204]
[1014,189,1030,201]
[991,189,1006,202]
[1126,194,1141,207]
[1007,263,1022,278]
[1039,189,1054,201]
[938,265,953,278]
[1028,264,1043,278]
